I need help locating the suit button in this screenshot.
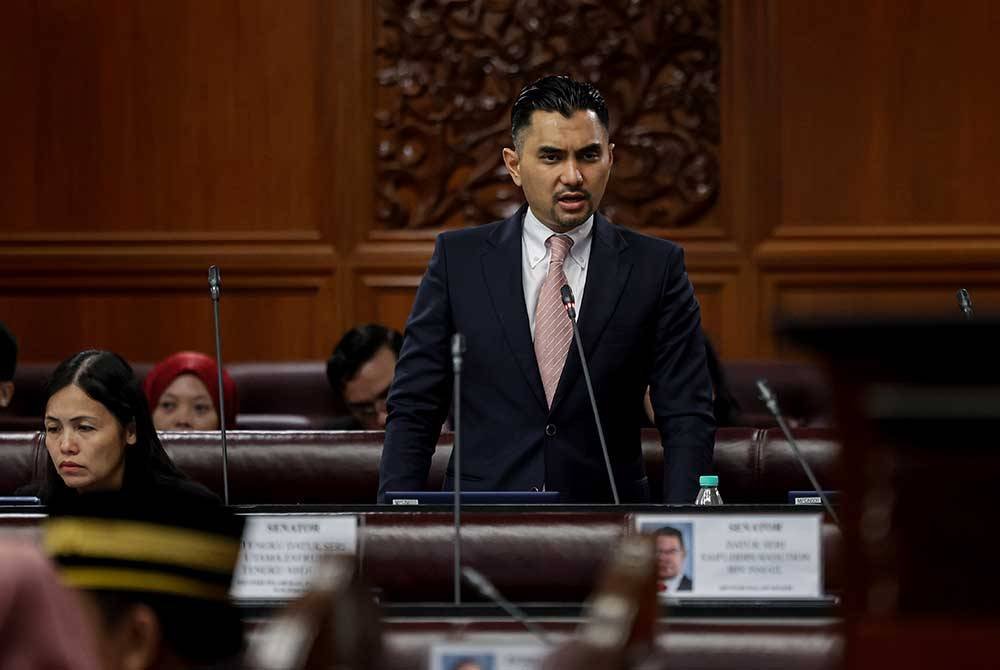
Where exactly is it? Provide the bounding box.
[545,424,557,437]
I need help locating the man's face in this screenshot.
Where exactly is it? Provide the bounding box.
[502,109,614,232]
[343,346,397,429]
[655,535,686,581]
[0,380,12,408]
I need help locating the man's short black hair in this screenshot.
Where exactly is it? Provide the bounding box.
[510,75,610,150]
[0,321,17,381]
[326,324,403,390]
[654,525,685,550]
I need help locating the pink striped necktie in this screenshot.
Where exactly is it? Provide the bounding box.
[534,234,574,409]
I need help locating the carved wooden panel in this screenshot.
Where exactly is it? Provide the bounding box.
[375,0,719,233]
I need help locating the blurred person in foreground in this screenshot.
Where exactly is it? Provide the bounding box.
[17,349,217,505]
[44,492,245,669]
[144,351,238,431]
[0,540,100,669]
[378,75,715,503]
[0,321,16,408]
[325,324,402,430]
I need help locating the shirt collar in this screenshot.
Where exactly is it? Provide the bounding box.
[522,207,593,270]
[664,573,686,593]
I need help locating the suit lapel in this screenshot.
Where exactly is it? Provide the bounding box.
[551,213,631,412]
[481,205,548,410]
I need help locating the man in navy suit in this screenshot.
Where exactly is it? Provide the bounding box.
[378,75,715,504]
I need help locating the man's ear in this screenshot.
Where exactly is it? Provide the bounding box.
[502,147,522,187]
[116,604,161,670]
[0,381,12,408]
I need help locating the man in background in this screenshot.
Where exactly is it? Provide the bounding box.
[0,321,16,409]
[325,324,403,430]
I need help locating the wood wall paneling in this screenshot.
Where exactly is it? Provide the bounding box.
[0,0,354,362]
[0,273,337,363]
[760,269,1000,356]
[5,0,1000,365]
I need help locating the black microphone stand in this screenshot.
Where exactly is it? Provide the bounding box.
[463,567,553,646]
[208,265,230,506]
[451,333,465,604]
[560,285,619,504]
[756,379,840,527]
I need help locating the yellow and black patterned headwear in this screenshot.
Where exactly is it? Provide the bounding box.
[43,491,245,662]
[44,494,243,601]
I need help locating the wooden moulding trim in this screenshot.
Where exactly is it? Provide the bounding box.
[0,230,325,244]
[0,249,339,276]
[754,239,1000,268]
[770,223,1000,239]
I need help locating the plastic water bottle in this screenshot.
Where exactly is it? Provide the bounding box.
[694,475,723,505]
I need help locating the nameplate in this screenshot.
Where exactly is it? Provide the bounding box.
[430,642,547,670]
[230,514,357,600]
[634,513,823,598]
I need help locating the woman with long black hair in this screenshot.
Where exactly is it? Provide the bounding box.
[19,349,215,505]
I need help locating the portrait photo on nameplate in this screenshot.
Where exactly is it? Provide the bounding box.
[230,514,358,600]
[430,643,547,670]
[635,514,822,598]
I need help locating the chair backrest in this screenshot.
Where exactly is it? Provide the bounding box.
[0,432,44,495]
[1,427,842,505]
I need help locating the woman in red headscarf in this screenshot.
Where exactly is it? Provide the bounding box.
[143,351,238,431]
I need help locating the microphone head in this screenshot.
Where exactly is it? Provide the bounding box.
[560,284,575,306]
[957,288,974,318]
[451,333,466,356]
[208,266,221,299]
[755,378,773,404]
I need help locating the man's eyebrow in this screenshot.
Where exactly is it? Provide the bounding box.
[45,415,99,422]
[576,143,603,153]
[536,145,565,153]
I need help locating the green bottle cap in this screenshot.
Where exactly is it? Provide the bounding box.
[699,475,719,487]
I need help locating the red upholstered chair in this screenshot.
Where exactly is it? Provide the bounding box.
[228,361,340,427]
[363,513,630,603]
[0,362,153,431]
[755,428,842,504]
[0,432,44,495]
[642,427,759,504]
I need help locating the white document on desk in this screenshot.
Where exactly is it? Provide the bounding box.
[634,513,823,598]
[230,514,357,600]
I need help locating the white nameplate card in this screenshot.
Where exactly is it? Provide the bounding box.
[634,513,822,598]
[230,514,358,600]
[430,642,547,670]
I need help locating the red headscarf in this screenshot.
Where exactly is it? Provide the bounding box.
[143,351,239,428]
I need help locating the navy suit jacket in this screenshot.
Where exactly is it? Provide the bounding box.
[378,206,715,504]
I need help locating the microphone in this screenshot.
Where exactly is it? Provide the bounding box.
[451,333,465,605]
[560,285,619,504]
[208,265,230,506]
[756,379,840,527]
[957,288,974,320]
[462,567,553,646]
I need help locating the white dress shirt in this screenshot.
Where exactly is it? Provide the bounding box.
[522,207,593,339]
